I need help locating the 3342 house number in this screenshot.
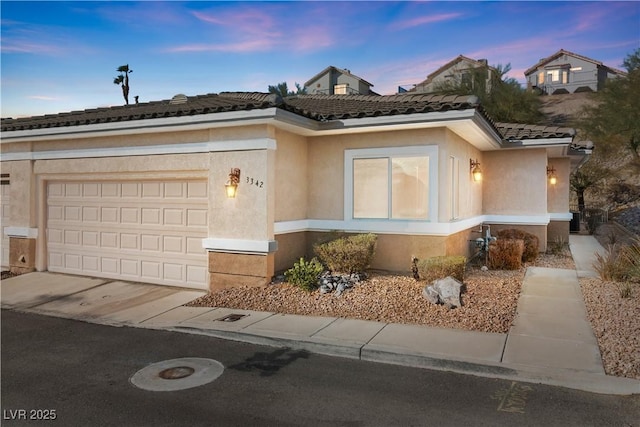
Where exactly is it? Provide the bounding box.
[246,176,264,188]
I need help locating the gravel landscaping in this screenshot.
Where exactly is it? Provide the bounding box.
[188,254,574,335]
[189,250,640,380]
[580,278,640,380]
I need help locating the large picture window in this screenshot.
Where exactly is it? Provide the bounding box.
[346,146,437,222]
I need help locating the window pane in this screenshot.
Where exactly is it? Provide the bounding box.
[353,158,389,218]
[391,156,429,219]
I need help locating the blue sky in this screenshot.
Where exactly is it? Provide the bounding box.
[2,1,639,118]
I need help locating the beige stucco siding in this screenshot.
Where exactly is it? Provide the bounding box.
[209,149,274,240]
[443,129,483,220]
[482,149,548,215]
[33,153,209,176]
[2,160,35,227]
[274,129,308,222]
[547,157,570,214]
[307,128,447,220]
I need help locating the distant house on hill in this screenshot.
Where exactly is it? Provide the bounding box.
[524,49,626,95]
[410,55,498,94]
[304,66,377,95]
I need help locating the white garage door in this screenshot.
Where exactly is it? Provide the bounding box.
[47,180,209,289]
[1,177,10,268]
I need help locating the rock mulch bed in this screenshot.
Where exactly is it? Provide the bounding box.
[189,252,640,380]
[580,278,640,380]
[188,254,572,335]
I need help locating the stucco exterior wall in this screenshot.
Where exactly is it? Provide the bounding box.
[2,160,35,227]
[274,129,308,222]
[443,129,483,221]
[547,157,570,214]
[274,231,308,273]
[209,149,274,240]
[482,149,548,215]
[306,128,447,220]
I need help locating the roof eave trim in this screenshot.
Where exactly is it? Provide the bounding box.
[318,108,478,131]
[505,136,575,147]
[0,108,279,143]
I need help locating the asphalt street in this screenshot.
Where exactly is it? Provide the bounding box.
[1,310,638,427]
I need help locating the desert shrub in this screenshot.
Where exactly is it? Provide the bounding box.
[313,233,377,274]
[415,255,466,283]
[547,235,568,256]
[593,244,626,282]
[284,257,324,292]
[488,239,524,270]
[620,238,640,283]
[496,229,539,262]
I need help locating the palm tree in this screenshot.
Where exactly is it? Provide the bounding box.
[113,64,133,105]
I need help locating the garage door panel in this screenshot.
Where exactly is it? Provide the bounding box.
[47,180,208,289]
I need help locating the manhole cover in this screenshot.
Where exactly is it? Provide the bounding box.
[159,366,195,380]
[130,358,224,392]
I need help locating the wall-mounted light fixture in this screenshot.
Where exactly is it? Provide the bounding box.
[547,165,557,185]
[225,168,241,198]
[470,159,482,181]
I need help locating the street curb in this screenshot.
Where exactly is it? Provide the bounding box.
[159,323,640,396]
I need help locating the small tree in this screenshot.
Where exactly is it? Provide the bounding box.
[113,64,133,105]
[570,161,608,213]
[433,62,544,124]
[268,82,306,98]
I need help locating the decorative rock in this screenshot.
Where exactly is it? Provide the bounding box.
[433,277,463,308]
[319,284,332,294]
[422,285,440,305]
[422,276,463,309]
[317,271,363,296]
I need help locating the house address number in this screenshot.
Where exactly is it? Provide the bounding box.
[246,176,264,188]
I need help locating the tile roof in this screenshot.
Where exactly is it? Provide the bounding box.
[496,122,575,140]
[280,93,481,121]
[1,92,278,132]
[1,91,574,142]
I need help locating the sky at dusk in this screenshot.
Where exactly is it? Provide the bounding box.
[1,1,639,118]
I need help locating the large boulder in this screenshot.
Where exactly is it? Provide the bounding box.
[422,276,463,309]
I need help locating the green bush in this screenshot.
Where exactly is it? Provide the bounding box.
[313,233,377,274]
[284,257,324,292]
[496,229,539,262]
[488,239,524,270]
[415,255,466,283]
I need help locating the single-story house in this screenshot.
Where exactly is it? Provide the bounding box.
[0,92,587,291]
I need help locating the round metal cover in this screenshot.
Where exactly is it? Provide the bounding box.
[130,358,224,392]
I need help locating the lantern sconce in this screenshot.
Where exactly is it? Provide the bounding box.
[225,168,241,198]
[470,159,482,182]
[547,165,557,185]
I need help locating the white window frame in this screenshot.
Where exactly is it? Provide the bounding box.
[344,145,438,223]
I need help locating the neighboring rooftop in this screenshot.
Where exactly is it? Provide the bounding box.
[1,91,576,142]
[524,49,627,77]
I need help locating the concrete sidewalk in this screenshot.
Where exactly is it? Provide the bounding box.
[1,235,638,395]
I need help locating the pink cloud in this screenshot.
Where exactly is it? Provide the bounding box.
[167,39,276,53]
[390,13,463,30]
[28,95,61,101]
